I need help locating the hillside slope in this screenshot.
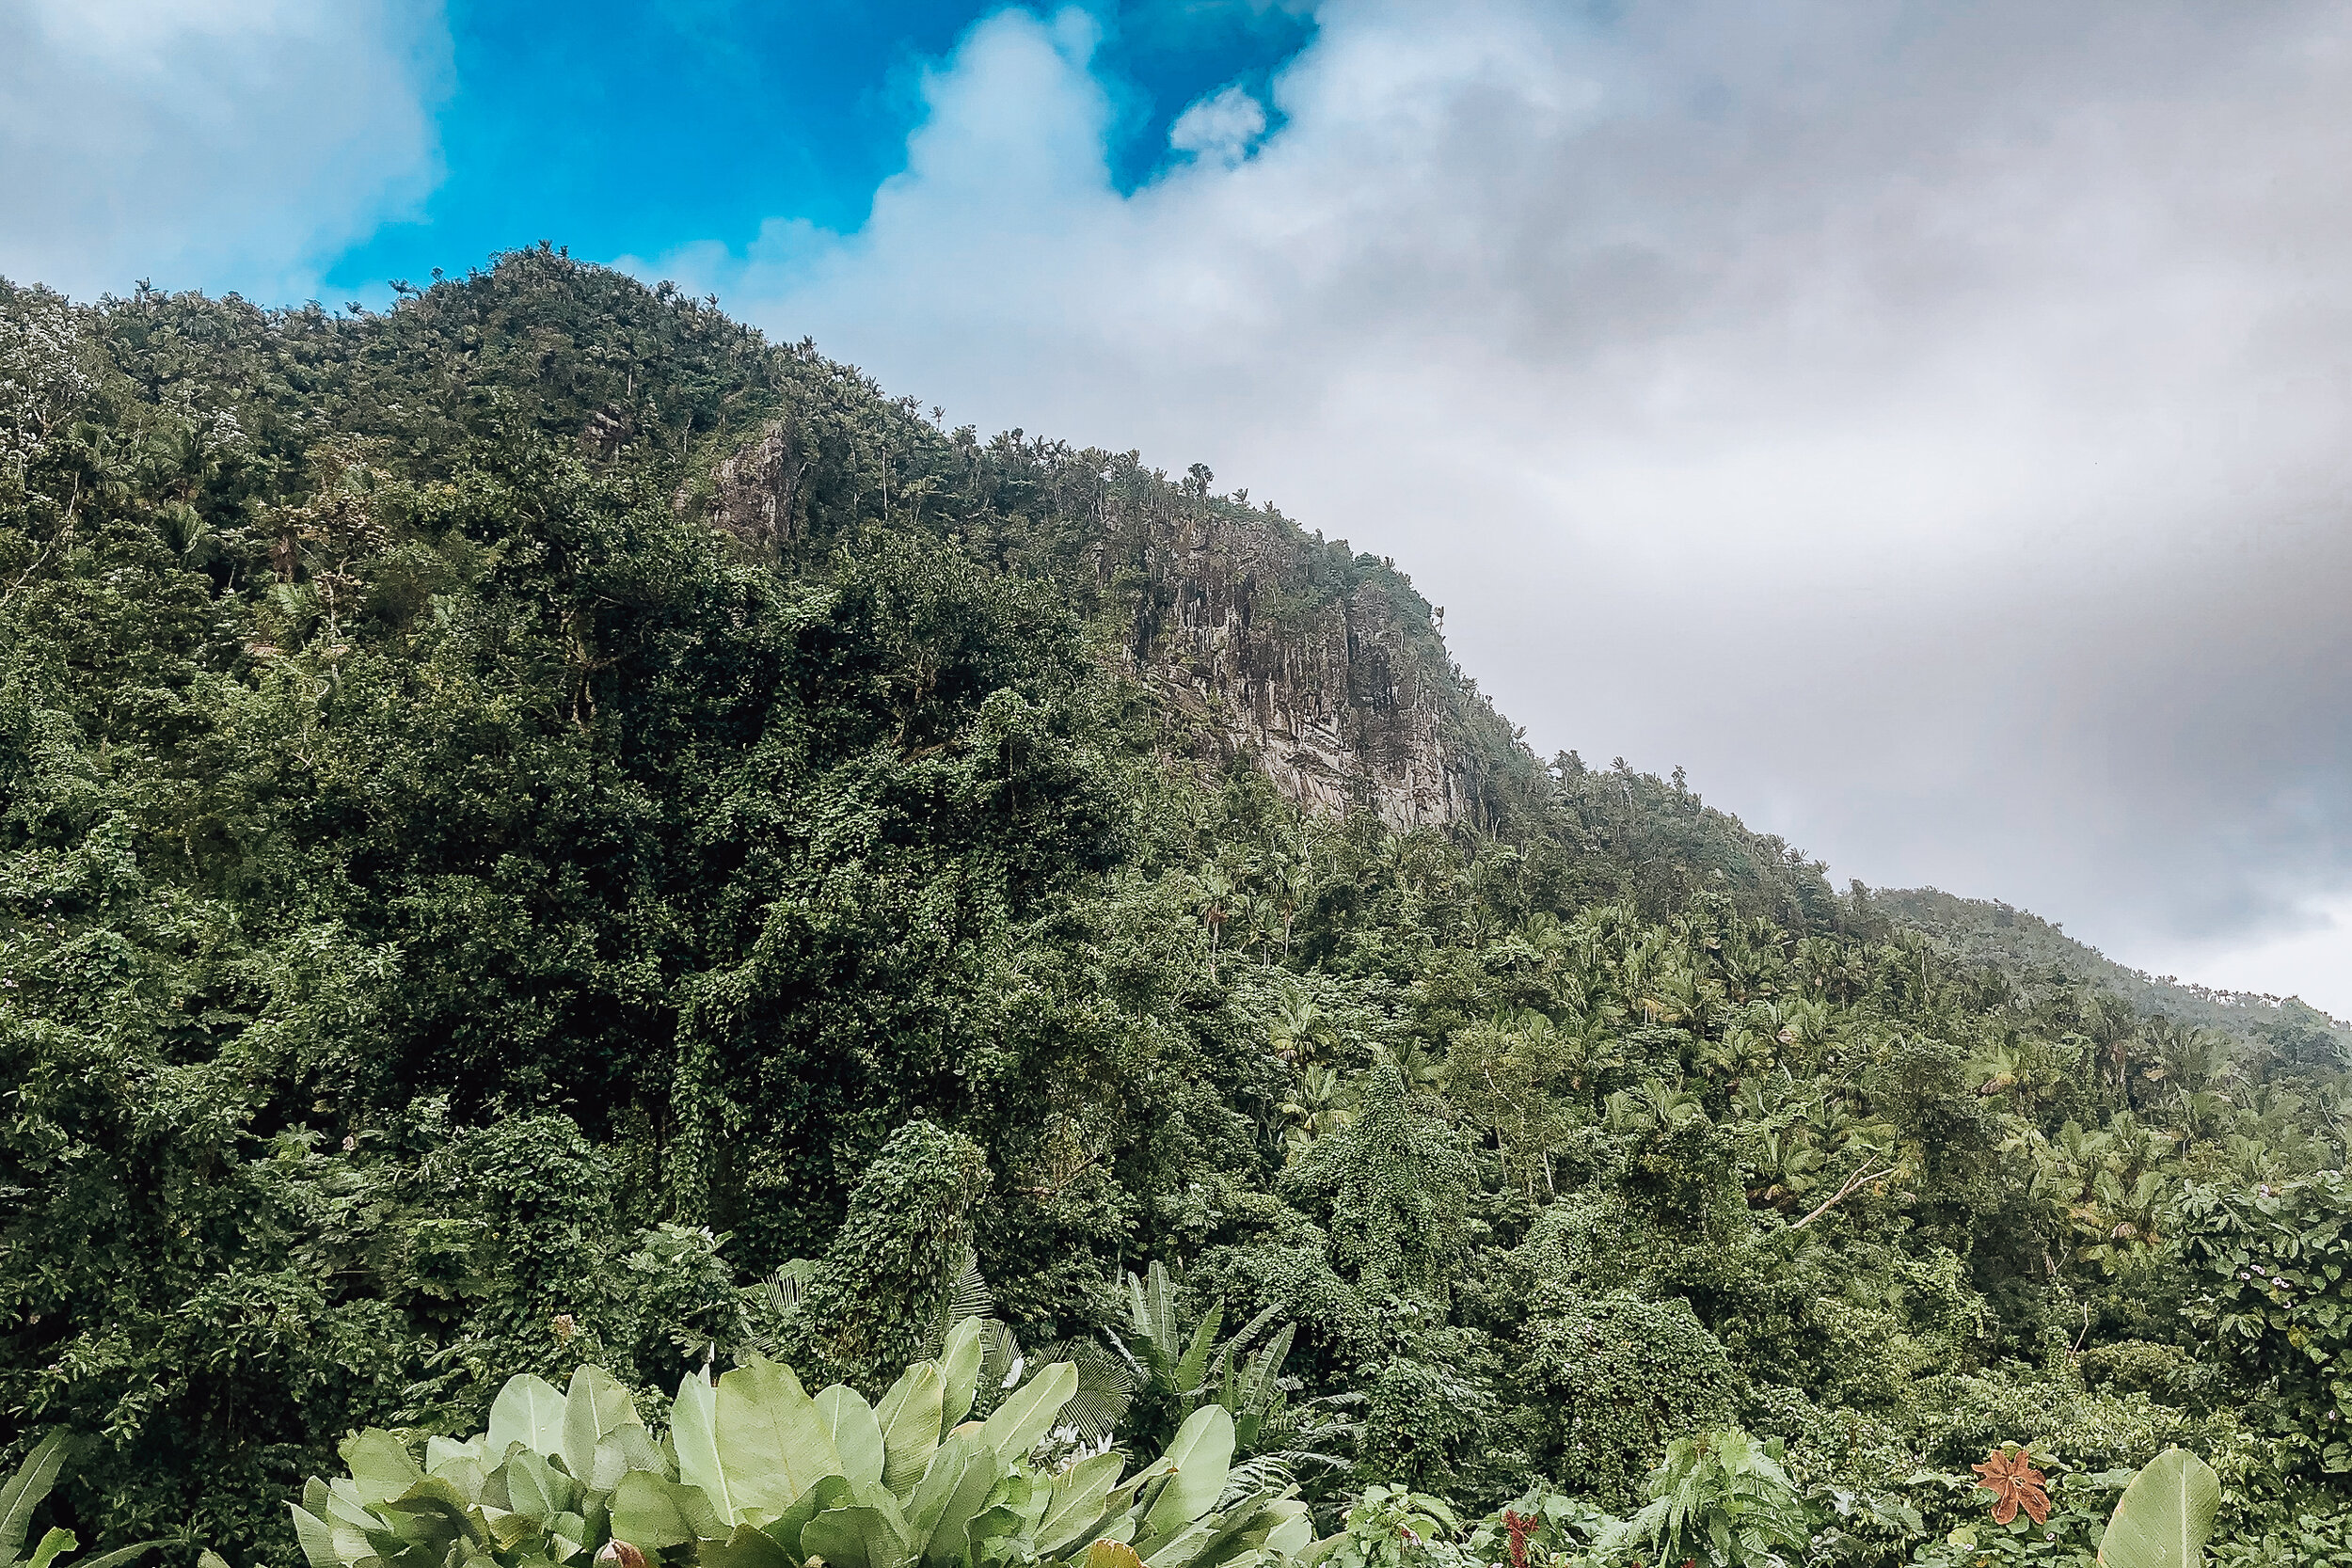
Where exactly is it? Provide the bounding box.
[1869,885,2348,1061]
[2,251,2345,1562]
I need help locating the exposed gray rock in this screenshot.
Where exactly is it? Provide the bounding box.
[692,420,1480,829]
[1115,502,1470,831]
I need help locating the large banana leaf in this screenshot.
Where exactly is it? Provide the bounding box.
[1137,1407,1233,1544]
[875,1364,946,1494]
[939,1320,986,1434]
[976,1363,1077,1465]
[701,1523,797,1568]
[487,1444,577,1521]
[286,1503,341,1568]
[609,1471,725,1551]
[563,1366,644,1484]
[911,1437,1005,1567]
[1036,1452,1126,1559]
[339,1432,425,1508]
[818,1386,888,1489]
[675,1372,736,1525]
[2098,1449,2220,1568]
[714,1357,845,1520]
[803,1504,912,1568]
[488,1375,568,1462]
[758,1474,862,1561]
[0,1432,71,1568]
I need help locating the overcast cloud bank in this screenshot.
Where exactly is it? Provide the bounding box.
[628,0,2352,1012]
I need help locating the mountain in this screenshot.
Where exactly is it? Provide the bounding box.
[2,250,2344,1563]
[1868,885,2349,1063]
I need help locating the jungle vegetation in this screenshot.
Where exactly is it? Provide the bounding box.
[0,250,2346,1568]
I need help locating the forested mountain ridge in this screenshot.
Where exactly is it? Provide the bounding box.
[2,250,2345,1567]
[1867,886,2350,1054]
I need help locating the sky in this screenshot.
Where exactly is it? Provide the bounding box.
[6,0,2352,1014]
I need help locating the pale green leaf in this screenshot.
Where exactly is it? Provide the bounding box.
[873,1364,944,1497]
[609,1472,724,1551]
[913,1438,1002,1568]
[937,1321,984,1435]
[1037,1452,1126,1558]
[561,1366,643,1483]
[817,1386,887,1490]
[803,1505,911,1568]
[289,1504,344,1568]
[675,1372,735,1526]
[339,1431,424,1507]
[2098,1449,2221,1568]
[712,1357,845,1520]
[975,1362,1076,1465]
[73,1544,164,1568]
[1138,1406,1233,1541]
[0,1432,71,1568]
[487,1376,568,1461]
[700,1523,796,1568]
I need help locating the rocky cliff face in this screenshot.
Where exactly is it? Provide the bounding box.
[693,420,1485,831]
[1108,501,1472,831]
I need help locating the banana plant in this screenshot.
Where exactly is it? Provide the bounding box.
[292,1322,1315,1568]
[2095,1449,2219,1568]
[0,1432,162,1568]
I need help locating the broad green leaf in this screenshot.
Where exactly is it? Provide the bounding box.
[675,1373,736,1525]
[610,1472,725,1551]
[1138,1407,1233,1541]
[0,1431,71,1567]
[427,1436,485,1473]
[562,1366,644,1484]
[340,1430,425,1507]
[384,1478,493,1557]
[817,1386,887,1490]
[72,1542,163,1568]
[1037,1453,1126,1558]
[938,1321,985,1435]
[2098,1449,2221,1568]
[975,1362,1076,1465]
[1151,1490,1279,1568]
[485,1510,547,1552]
[424,1441,487,1505]
[761,1475,860,1557]
[592,1426,668,1494]
[701,1523,796,1568]
[712,1357,844,1519]
[289,1503,344,1568]
[489,1376,568,1461]
[912,1439,1001,1568]
[1257,1502,1313,1560]
[1140,1516,1221,1568]
[46,1533,159,1568]
[495,1447,573,1522]
[24,1530,73,1568]
[803,1505,911,1568]
[874,1365,944,1496]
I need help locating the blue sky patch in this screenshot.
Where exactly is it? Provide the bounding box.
[325,1,1314,302]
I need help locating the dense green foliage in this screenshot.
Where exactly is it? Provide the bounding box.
[2,252,2347,1567]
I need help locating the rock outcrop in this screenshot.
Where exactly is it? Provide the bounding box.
[1111,502,1471,831]
[691,421,1484,831]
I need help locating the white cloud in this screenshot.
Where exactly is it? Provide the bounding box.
[635,0,2352,1005]
[0,0,449,300]
[1168,86,1266,167]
